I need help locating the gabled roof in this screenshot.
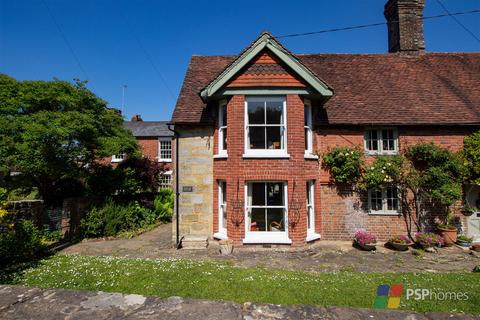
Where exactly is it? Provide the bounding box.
[172,52,480,125]
[199,32,333,100]
[123,121,173,137]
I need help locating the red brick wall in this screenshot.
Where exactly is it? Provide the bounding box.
[316,126,472,240]
[213,94,320,246]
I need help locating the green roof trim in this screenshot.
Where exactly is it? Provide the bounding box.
[200,32,333,100]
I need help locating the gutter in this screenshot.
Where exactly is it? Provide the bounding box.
[167,123,181,248]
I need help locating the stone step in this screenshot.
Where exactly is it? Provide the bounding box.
[181,236,208,249]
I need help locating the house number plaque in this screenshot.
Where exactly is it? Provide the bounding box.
[182,186,193,192]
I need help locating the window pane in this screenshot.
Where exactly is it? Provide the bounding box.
[248,101,265,124]
[267,208,285,231]
[221,105,227,126]
[251,183,266,206]
[304,106,309,126]
[366,130,378,151]
[371,189,382,211]
[266,100,283,124]
[248,127,265,149]
[222,182,227,205]
[382,130,395,151]
[251,208,266,231]
[387,187,399,211]
[222,128,227,150]
[222,204,227,228]
[266,182,283,206]
[266,126,281,149]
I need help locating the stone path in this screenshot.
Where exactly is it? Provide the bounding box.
[1,285,477,320]
[61,224,480,273]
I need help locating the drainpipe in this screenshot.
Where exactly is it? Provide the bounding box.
[168,124,181,248]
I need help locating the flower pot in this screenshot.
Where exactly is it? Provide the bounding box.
[471,243,480,252]
[219,243,233,255]
[389,241,411,251]
[456,240,472,247]
[354,239,376,251]
[437,227,457,247]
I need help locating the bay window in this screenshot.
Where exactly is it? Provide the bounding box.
[214,180,228,239]
[244,96,287,157]
[368,186,400,215]
[244,181,291,244]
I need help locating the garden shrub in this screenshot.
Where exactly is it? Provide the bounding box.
[322,146,364,184]
[154,189,174,222]
[81,198,159,238]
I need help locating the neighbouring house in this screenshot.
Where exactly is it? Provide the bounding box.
[170,0,480,246]
[108,115,174,189]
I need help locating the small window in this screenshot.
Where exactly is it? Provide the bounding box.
[159,171,172,189]
[158,138,172,162]
[364,128,398,154]
[368,186,400,215]
[218,101,227,155]
[304,100,313,154]
[111,153,125,163]
[245,97,287,156]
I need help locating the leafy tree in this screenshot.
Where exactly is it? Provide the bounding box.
[0,74,138,205]
[462,130,480,184]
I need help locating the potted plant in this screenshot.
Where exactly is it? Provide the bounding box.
[461,203,476,217]
[219,239,234,255]
[415,232,441,250]
[436,211,458,246]
[353,230,377,251]
[388,235,413,251]
[456,235,473,247]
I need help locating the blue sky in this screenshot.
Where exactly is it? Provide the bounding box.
[1,0,479,121]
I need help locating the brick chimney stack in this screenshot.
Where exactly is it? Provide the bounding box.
[131,114,143,121]
[384,0,425,54]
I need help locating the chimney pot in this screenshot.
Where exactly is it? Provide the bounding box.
[131,114,143,122]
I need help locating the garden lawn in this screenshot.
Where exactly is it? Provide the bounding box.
[1,254,479,315]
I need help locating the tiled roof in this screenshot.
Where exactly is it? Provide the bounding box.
[123,121,173,137]
[172,52,480,125]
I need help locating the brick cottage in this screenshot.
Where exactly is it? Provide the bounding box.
[170,0,480,246]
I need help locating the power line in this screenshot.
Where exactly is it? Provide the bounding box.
[117,8,176,100]
[41,0,90,82]
[435,0,480,45]
[276,9,480,39]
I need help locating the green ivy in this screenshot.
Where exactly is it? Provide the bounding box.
[463,130,480,184]
[322,147,364,184]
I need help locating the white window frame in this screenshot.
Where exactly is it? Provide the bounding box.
[304,99,314,156]
[306,180,321,242]
[364,128,399,155]
[368,186,401,215]
[243,96,289,158]
[217,100,228,157]
[111,153,125,163]
[158,138,172,162]
[159,170,173,189]
[243,181,291,244]
[214,181,228,240]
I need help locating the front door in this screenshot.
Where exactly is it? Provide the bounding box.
[465,185,480,242]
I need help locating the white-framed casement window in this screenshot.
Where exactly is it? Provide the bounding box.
[217,100,228,156]
[304,100,313,155]
[368,186,400,215]
[159,171,172,189]
[244,96,288,158]
[111,153,125,163]
[364,128,398,155]
[306,180,320,241]
[244,181,291,244]
[158,138,172,162]
[214,181,228,239]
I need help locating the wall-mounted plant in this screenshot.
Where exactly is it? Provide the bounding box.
[322,146,364,185]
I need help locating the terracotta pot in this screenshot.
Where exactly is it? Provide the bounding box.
[471,243,480,252]
[437,227,457,247]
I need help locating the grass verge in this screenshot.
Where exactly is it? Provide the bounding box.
[1,254,478,314]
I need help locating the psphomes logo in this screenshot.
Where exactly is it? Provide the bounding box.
[373,284,403,309]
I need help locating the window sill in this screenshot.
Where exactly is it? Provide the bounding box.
[365,151,399,156]
[304,154,319,160]
[368,211,401,216]
[111,159,123,163]
[243,233,292,244]
[306,233,321,242]
[243,152,290,159]
[213,232,228,240]
[158,159,172,163]
[213,154,228,159]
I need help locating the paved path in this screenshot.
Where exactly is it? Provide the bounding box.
[62,224,480,273]
[1,285,477,320]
